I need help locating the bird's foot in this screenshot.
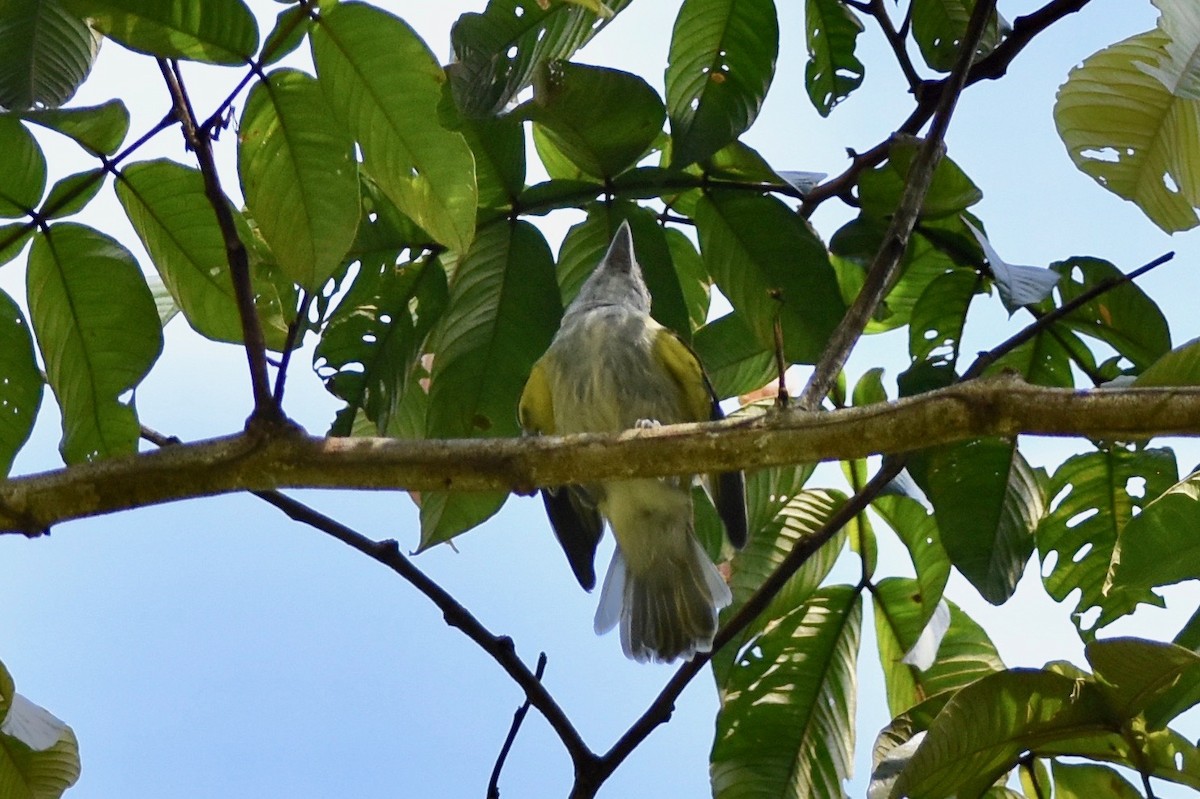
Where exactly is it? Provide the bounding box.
[634,418,662,429]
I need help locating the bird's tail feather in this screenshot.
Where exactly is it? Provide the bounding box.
[593,537,732,663]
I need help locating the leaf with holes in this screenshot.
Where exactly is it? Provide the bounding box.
[116,159,292,349]
[1055,29,1200,232]
[1037,445,1178,639]
[315,256,448,437]
[872,577,1004,717]
[27,223,162,464]
[696,191,844,364]
[0,0,99,110]
[555,202,690,339]
[526,61,665,180]
[239,69,359,291]
[804,0,863,116]
[448,0,633,117]
[0,290,42,477]
[313,2,477,254]
[21,101,129,155]
[61,0,259,63]
[908,268,978,365]
[910,0,1008,73]
[0,118,46,218]
[711,585,860,799]
[421,220,561,547]
[666,0,779,167]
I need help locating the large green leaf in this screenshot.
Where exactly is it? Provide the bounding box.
[910,439,1044,605]
[0,117,45,217]
[858,143,983,220]
[1137,335,1200,385]
[1052,761,1142,799]
[526,61,664,180]
[239,69,359,291]
[61,0,258,63]
[459,115,525,212]
[1088,637,1200,730]
[1052,257,1171,371]
[713,483,843,685]
[1037,446,1177,638]
[1055,29,1200,232]
[872,495,949,632]
[711,585,860,799]
[315,255,448,437]
[555,202,690,339]
[19,100,129,155]
[984,326,1081,388]
[1139,0,1200,100]
[872,578,1004,717]
[887,670,1116,799]
[692,312,775,399]
[116,159,292,349]
[1109,469,1200,594]
[696,191,844,364]
[421,220,561,547]
[910,0,1008,73]
[804,0,863,116]
[0,289,42,477]
[908,268,978,365]
[0,0,99,110]
[448,0,632,117]
[0,686,81,799]
[312,2,477,254]
[27,223,162,464]
[665,0,779,167]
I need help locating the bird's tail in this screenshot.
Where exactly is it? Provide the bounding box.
[594,535,733,663]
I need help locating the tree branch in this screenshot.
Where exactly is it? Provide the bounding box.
[488,652,549,799]
[7,381,1200,534]
[798,0,999,409]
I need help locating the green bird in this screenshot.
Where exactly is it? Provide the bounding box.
[519,221,747,663]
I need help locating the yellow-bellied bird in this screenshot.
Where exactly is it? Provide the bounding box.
[519,221,747,663]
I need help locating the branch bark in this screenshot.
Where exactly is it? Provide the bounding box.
[5,380,1200,535]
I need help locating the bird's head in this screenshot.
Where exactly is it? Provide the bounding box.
[566,220,651,316]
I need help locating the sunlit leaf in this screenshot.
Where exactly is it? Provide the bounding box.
[0,0,99,110]
[1135,335,1200,386]
[858,141,983,220]
[19,100,129,156]
[1052,761,1142,799]
[1136,0,1200,100]
[1088,637,1200,729]
[692,312,775,400]
[1109,469,1200,594]
[910,0,1008,73]
[62,0,259,63]
[40,168,105,219]
[0,290,42,477]
[0,117,46,217]
[0,693,80,799]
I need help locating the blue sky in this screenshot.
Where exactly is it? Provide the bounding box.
[2,1,1198,797]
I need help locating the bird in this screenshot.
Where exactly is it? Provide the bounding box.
[519,220,747,663]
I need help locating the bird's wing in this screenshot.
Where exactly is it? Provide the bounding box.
[520,356,604,589]
[654,329,748,548]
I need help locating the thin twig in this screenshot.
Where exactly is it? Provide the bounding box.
[798,0,1000,410]
[488,653,549,799]
[869,0,923,91]
[273,292,314,406]
[157,59,279,421]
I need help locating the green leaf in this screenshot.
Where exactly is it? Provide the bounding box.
[1139,0,1200,100]
[555,202,690,339]
[116,159,292,349]
[459,115,526,211]
[1052,761,1142,799]
[517,178,603,215]
[421,220,561,547]
[0,289,42,477]
[1088,637,1200,729]
[858,141,983,220]
[1037,445,1177,637]
[984,326,1081,388]
[259,4,310,66]
[61,0,259,64]
[666,0,779,167]
[418,490,509,552]
[804,0,864,116]
[0,692,81,799]
[0,117,45,217]
[0,224,32,266]
[872,494,949,630]
[527,61,665,180]
[1053,257,1171,371]
[665,226,710,331]
[1109,468,1200,594]
[146,273,179,327]
[1135,335,1200,386]
[888,669,1115,799]
[19,100,130,154]
[313,2,477,253]
[40,168,105,219]
[908,268,978,364]
[843,458,877,576]
[0,0,99,109]
[711,585,860,799]
[448,0,632,118]
[27,223,162,464]
[873,578,1004,717]
[910,439,1044,605]
[910,0,1008,73]
[239,69,359,291]
[691,312,775,399]
[713,484,844,684]
[696,191,845,364]
[315,255,448,437]
[852,366,887,406]
[1055,29,1200,232]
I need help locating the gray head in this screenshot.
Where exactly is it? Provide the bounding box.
[566,220,651,316]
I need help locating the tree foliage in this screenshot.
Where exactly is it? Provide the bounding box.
[0,0,1199,797]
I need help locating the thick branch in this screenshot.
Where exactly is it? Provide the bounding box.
[5,381,1200,534]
